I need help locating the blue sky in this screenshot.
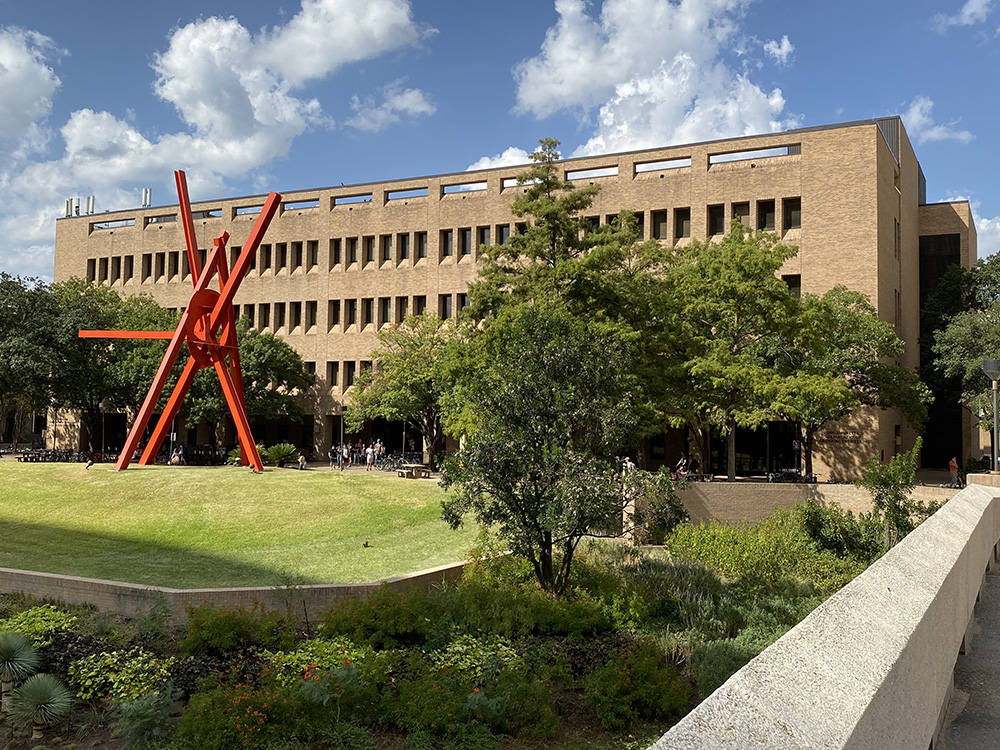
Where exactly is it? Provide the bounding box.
[0,0,997,280]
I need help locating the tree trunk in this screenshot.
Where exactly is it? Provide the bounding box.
[804,426,814,479]
[727,420,737,480]
[538,531,554,592]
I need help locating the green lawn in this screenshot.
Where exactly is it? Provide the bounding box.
[0,462,476,589]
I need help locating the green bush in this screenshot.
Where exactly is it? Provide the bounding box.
[264,637,374,687]
[428,634,523,684]
[181,601,296,657]
[322,722,378,750]
[173,680,313,750]
[114,686,179,749]
[794,499,884,564]
[318,586,431,649]
[265,442,299,467]
[404,723,502,750]
[0,605,78,647]
[583,639,689,729]
[68,647,174,703]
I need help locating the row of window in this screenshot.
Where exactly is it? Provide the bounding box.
[84,198,803,286]
[311,360,368,393]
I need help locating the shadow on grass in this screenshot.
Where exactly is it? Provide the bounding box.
[0,519,323,589]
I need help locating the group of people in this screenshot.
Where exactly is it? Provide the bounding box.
[328,439,387,471]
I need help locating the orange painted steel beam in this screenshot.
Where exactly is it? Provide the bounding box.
[78,170,281,472]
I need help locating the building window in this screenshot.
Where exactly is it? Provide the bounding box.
[378,297,391,327]
[782,198,801,230]
[305,361,316,377]
[230,245,240,270]
[708,205,725,236]
[363,236,375,264]
[328,300,340,330]
[414,295,427,316]
[86,258,97,283]
[497,224,511,245]
[330,238,342,268]
[141,254,152,281]
[652,210,668,240]
[674,208,691,240]
[441,229,453,258]
[894,219,901,261]
[732,202,750,226]
[260,244,272,271]
[460,228,473,255]
[259,304,270,329]
[478,226,491,248]
[895,289,902,330]
[168,251,180,279]
[123,256,134,281]
[307,240,318,269]
[347,237,358,265]
[276,243,288,270]
[306,300,317,329]
[515,222,528,235]
[243,303,255,327]
[439,294,453,320]
[290,301,302,330]
[362,298,374,326]
[380,234,392,262]
[327,361,339,388]
[398,233,410,260]
[112,256,122,283]
[98,258,109,284]
[396,296,409,323]
[155,253,166,280]
[275,302,286,329]
[345,361,357,388]
[416,231,428,258]
[757,200,776,231]
[782,274,801,298]
[346,299,357,326]
[292,242,303,270]
[458,293,470,310]
[633,211,645,239]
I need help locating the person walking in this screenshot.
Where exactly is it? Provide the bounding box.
[949,456,961,489]
[328,444,337,471]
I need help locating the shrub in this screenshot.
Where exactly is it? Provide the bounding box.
[428,634,523,684]
[583,639,689,730]
[264,637,373,687]
[405,723,502,750]
[10,673,73,739]
[689,624,785,699]
[318,586,431,649]
[0,605,78,647]
[173,680,311,750]
[181,601,296,657]
[68,647,174,703]
[266,442,299,467]
[114,686,180,749]
[794,499,884,564]
[323,722,378,750]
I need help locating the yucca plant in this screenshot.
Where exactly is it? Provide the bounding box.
[11,673,73,739]
[0,631,39,716]
[265,442,298,467]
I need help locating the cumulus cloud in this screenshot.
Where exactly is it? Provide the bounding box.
[763,35,794,65]
[346,81,435,132]
[466,147,533,171]
[902,96,974,145]
[494,0,797,162]
[934,0,996,31]
[0,27,61,142]
[0,1,433,279]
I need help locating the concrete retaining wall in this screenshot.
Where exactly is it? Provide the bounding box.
[0,562,465,626]
[650,478,1000,750]
[678,480,953,524]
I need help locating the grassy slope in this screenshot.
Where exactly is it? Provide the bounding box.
[0,462,476,588]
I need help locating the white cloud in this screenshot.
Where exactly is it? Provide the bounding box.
[466,147,533,171]
[501,0,798,161]
[763,35,794,65]
[0,1,433,280]
[902,96,974,145]
[0,27,61,142]
[514,0,748,119]
[346,81,435,132]
[934,0,996,31]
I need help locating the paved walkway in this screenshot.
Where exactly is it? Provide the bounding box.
[939,566,1000,749]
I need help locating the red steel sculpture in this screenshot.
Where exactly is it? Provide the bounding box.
[80,171,282,471]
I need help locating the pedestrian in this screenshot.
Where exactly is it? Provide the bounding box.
[342,443,350,469]
[675,452,688,479]
[365,443,375,471]
[297,451,307,470]
[328,444,336,471]
[949,456,961,489]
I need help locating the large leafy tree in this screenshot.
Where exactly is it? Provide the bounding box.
[184,317,314,444]
[442,305,662,595]
[661,222,799,480]
[774,287,930,477]
[346,314,460,467]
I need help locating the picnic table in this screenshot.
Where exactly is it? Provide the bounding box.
[16,451,44,463]
[398,463,432,479]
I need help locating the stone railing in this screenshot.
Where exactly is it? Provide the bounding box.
[650,477,1000,750]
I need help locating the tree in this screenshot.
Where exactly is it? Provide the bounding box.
[773,287,930,477]
[184,317,314,444]
[346,314,460,467]
[661,222,799,480]
[856,437,932,550]
[442,305,663,595]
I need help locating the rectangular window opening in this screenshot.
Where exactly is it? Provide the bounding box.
[674,208,691,240]
[757,200,776,231]
[783,197,801,231]
[708,205,726,236]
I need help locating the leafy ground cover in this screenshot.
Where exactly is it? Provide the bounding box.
[0,499,885,749]
[0,462,476,587]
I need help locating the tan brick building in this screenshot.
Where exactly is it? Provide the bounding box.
[52,117,977,477]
